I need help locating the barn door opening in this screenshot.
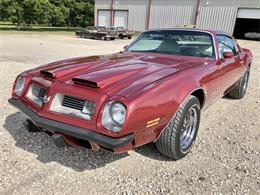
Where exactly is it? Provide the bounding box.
[233,8,260,40]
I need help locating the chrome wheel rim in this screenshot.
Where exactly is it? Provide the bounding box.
[243,71,249,92]
[180,106,198,150]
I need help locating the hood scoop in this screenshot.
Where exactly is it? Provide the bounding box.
[72,78,99,88]
[40,70,54,78]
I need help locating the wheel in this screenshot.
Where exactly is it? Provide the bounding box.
[156,95,201,160]
[110,37,115,41]
[227,68,250,99]
[101,36,106,40]
[127,36,132,39]
[119,34,124,39]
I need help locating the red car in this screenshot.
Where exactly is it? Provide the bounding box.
[9,29,252,160]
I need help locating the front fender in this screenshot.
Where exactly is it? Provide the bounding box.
[121,72,205,146]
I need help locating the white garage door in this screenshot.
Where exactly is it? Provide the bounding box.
[114,11,128,29]
[237,8,260,19]
[98,10,111,27]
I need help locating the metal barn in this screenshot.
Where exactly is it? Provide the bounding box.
[94,0,260,37]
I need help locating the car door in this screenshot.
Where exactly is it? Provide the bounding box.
[216,34,243,95]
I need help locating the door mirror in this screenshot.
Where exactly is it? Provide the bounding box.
[223,51,234,58]
[123,45,128,49]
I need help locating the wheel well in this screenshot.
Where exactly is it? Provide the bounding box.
[191,89,205,108]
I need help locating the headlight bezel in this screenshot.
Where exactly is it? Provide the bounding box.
[101,101,127,132]
[14,75,26,96]
[109,101,126,126]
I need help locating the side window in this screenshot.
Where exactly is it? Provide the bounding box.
[225,37,239,55]
[217,35,238,58]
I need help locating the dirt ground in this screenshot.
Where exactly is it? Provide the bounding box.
[0,33,259,194]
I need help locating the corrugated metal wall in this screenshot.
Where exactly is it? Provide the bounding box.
[113,0,149,31]
[94,0,111,28]
[95,0,260,33]
[197,0,260,34]
[95,0,149,31]
[149,0,196,29]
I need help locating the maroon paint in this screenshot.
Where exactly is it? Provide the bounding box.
[11,29,252,153]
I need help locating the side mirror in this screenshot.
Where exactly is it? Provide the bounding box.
[223,51,234,58]
[123,45,128,49]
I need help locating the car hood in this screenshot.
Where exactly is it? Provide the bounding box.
[28,52,209,97]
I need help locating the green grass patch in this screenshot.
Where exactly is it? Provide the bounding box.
[0,30,75,36]
[0,24,82,32]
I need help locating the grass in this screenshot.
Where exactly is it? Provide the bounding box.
[0,24,82,36]
[0,23,81,31]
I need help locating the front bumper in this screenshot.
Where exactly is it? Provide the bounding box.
[8,98,134,150]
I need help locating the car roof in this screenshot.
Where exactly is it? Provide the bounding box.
[146,28,232,37]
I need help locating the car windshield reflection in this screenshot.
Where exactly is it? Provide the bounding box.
[127,30,215,59]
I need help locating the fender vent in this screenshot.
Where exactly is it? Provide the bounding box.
[72,78,99,88]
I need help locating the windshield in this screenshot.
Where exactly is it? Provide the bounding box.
[127,30,215,58]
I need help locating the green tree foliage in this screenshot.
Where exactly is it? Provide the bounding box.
[0,0,94,29]
[0,0,24,28]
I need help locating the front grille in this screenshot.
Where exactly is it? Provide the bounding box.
[26,83,47,107]
[62,95,85,111]
[50,93,96,120]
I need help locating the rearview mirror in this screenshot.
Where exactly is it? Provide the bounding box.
[123,45,128,49]
[223,52,234,58]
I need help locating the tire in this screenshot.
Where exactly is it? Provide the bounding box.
[227,68,250,99]
[127,36,132,39]
[110,37,115,41]
[119,34,124,39]
[156,95,201,160]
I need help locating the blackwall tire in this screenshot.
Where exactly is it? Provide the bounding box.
[156,95,201,160]
[227,68,250,99]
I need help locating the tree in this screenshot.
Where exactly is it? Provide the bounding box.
[0,0,24,29]
[22,0,52,25]
[0,0,94,28]
[49,4,69,26]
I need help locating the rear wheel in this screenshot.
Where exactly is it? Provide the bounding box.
[156,95,201,160]
[227,68,250,99]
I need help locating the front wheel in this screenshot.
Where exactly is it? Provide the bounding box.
[156,95,201,160]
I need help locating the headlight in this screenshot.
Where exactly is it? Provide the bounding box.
[15,75,25,96]
[102,101,126,132]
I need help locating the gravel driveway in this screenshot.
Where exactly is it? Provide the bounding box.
[0,33,259,194]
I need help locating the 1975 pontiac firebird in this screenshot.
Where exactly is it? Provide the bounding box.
[9,29,252,160]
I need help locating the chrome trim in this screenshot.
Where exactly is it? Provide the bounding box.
[154,87,206,142]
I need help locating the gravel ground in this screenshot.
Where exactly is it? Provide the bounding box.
[0,33,259,195]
